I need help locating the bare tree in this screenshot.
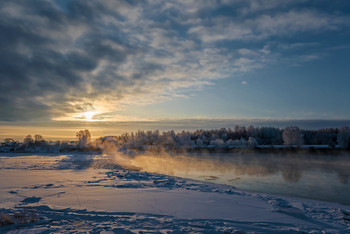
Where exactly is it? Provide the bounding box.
[23,135,33,145]
[34,134,44,142]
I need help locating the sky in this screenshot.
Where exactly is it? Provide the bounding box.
[1,0,350,139]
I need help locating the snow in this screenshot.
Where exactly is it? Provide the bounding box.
[0,153,349,233]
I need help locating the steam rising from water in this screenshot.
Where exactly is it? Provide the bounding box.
[107,150,350,185]
[101,150,350,204]
[96,139,350,188]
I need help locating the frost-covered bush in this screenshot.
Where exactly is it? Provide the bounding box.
[209,139,226,148]
[227,138,248,148]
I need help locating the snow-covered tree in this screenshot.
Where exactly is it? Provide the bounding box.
[76,130,91,148]
[177,131,191,147]
[195,138,204,147]
[282,126,303,146]
[337,126,350,149]
[247,125,257,138]
[256,127,283,145]
[247,137,258,148]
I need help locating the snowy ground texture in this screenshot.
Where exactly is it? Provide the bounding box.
[0,153,350,233]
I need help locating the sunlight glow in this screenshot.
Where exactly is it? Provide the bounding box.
[83,111,95,121]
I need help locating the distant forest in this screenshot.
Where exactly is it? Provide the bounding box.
[1,126,350,153]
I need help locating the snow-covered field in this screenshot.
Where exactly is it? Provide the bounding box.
[1,153,350,233]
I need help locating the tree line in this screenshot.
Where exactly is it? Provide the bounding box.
[99,126,350,150]
[1,126,350,152]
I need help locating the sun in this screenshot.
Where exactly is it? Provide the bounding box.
[83,111,95,121]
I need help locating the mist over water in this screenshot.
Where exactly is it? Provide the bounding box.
[109,151,350,205]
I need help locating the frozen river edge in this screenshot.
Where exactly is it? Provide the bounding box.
[0,153,350,233]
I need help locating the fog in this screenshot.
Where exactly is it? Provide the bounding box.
[108,151,350,185]
[103,150,350,204]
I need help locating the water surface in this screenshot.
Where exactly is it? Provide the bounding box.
[129,152,350,205]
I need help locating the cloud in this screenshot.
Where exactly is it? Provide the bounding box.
[188,10,347,42]
[0,0,348,121]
